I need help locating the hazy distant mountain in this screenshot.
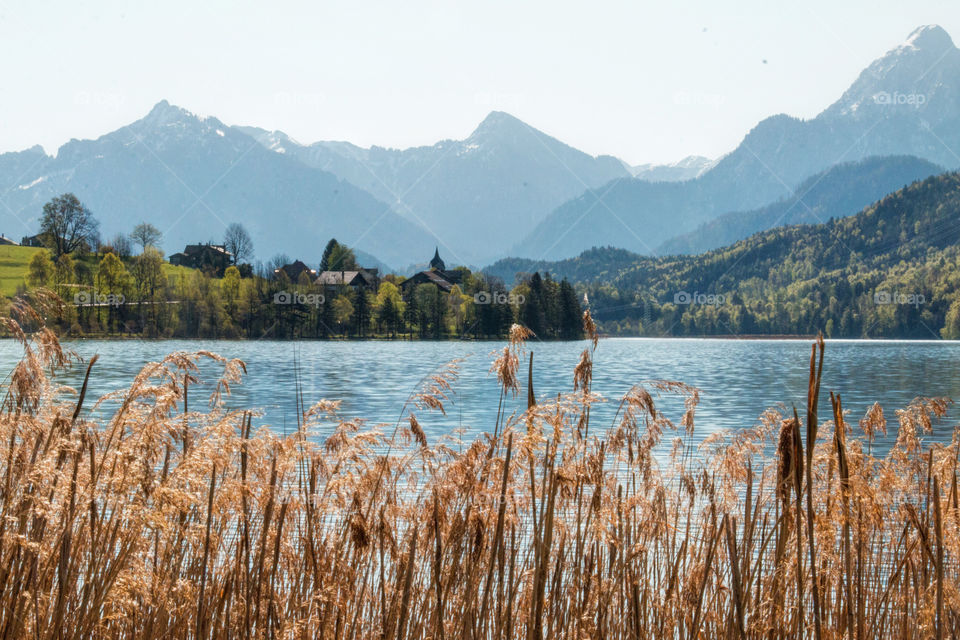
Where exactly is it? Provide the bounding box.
[240,111,629,265]
[629,155,715,182]
[657,155,943,255]
[3,25,957,272]
[516,25,960,260]
[0,102,436,268]
[484,246,643,288]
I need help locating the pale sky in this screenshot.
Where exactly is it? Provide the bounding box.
[1,0,959,165]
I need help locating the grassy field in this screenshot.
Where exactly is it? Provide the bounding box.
[0,245,207,299]
[161,260,201,281]
[0,244,41,297]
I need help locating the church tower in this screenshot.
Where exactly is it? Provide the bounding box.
[429,247,446,271]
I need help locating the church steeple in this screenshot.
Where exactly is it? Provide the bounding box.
[429,247,445,271]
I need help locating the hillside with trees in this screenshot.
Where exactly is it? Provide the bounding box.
[18,168,960,341]
[655,155,943,255]
[3,195,583,341]
[490,171,960,338]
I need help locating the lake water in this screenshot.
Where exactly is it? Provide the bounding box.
[1,338,958,451]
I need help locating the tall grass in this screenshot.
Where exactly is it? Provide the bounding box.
[2,295,960,638]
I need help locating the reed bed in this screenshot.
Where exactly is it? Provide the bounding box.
[2,295,960,639]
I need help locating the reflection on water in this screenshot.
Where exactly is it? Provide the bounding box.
[1,338,958,451]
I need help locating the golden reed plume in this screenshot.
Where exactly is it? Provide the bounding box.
[0,299,958,638]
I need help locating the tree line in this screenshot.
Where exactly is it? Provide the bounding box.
[564,172,960,338]
[12,194,584,340]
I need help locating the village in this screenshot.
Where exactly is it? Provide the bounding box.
[2,201,584,341]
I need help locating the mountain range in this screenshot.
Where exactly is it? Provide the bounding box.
[516,24,960,260]
[0,25,958,270]
[0,102,439,269]
[239,113,629,266]
[656,155,943,255]
[491,170,960,338]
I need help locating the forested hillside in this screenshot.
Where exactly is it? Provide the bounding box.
[493,172,960,338]
[656,155,943,255]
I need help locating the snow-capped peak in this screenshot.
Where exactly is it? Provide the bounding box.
[822,25,960,118]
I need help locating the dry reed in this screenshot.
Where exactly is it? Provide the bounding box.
[1,300,959,639]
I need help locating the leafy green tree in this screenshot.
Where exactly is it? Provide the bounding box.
[474,277,513,338]
[28,251,54,287]
[354,288,372,337]
[320,239,338,272]
[132,248,164,296]
[220,265,242,329]
[403,288,420,337]
[332,294,354,334]
[558,279,583,339]
[319,238,358,273]
[54,253,75,299]
[317,290,335,338]
[414,283,446,338]
[97,252,130,333]
[131,248,165,334]
[329,244,357,272]
[376,281,404,336]
[379,295,399,336]
[942,299,960,339]
[98,253,127,292]
[447,284,470,336]
[521,272,547,337]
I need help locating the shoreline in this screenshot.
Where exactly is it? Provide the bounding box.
[0,334,955,344]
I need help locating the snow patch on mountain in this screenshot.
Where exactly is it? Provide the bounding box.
[630,155,714,182]
[17,176,45,190]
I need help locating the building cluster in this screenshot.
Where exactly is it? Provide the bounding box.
[272,247,462,299]
[0,233,45,247]
[398,248,463,294]
[169,243,233,272]
[160,241,461,300]
[9,229,465,302]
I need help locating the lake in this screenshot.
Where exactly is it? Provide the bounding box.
[1,338,958,451]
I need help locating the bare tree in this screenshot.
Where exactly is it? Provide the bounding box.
[130,222,162,253]
[39,193,99,257]
[223,223,254,264]
[109,233,133,259]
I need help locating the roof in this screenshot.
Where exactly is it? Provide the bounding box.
[317,270,359,285]
[401,269,460,292]
[182,243,231,257]
[429,247,446,271]
[275,260,317,279]
[316,269,377,286]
